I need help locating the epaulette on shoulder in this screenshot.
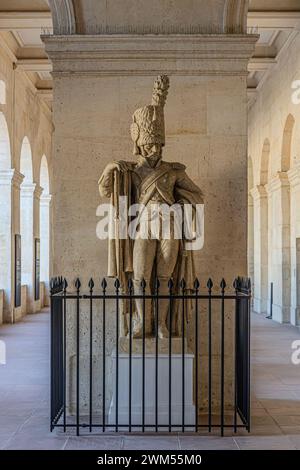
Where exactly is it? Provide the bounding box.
[171,162,186,171]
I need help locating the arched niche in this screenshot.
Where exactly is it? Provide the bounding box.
[20,137,34,312]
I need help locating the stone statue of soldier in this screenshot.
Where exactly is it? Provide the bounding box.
[99,75,203,338]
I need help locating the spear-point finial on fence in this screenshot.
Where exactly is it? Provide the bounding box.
[75,278,81,291]
[207,278,213,291]
[247,278,251,291]
[88,278,94,291]
[141,278,146,290]
[180,278,186,290]
[220,278,226,291]
[168,278,174,290]
[114,278,120,290]
[128,278,133,291]
[233,278,239,290]
[101,278,107,291]
[63,278,68,290]
[194,278,200,290]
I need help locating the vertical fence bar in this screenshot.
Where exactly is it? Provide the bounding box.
[181,279,186,433]
[128,278,133,432]
[247,279,251,432]
[267,282,273,320]
[142,279,146,433]
[155,278,160,433]
[101,278,107,432]
[115,279,120,432]
[220,279,226,437]
[207,278,213,432]
[88,278,94,432]
[234,279,238,434]
[50,280,54,432]
[75,278,81,436]
[168,279,173,432]
[194,279,200,432]
[63,279,68,432]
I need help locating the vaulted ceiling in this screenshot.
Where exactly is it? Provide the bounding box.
[0,0,299,109]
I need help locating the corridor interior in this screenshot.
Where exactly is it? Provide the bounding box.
[0,309,299,450]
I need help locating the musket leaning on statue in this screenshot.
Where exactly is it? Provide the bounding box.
[98,75,204,338]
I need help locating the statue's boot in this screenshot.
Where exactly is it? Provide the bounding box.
[156,278,171,339]
[132,280,152,338]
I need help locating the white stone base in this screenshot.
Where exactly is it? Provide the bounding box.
[108,343,195,431]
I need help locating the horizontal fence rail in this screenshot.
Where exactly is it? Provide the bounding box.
[50,276,251,436]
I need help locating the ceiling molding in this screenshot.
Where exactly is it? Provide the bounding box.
[0,12,52,30]
[16,59,52,72]
[248,11,300,29]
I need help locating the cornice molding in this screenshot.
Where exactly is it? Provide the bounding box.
[42,34,258,76]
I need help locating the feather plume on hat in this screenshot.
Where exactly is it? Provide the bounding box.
[130,75,170,155]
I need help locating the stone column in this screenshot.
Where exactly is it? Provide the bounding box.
[40,193,52,306]
[266,173,291,323]
[288,163,300,326]
[251,185,268,314]
[20,183,43,315]
[44,33,257,410]
[0,169,24,323]
[33,184,43,312]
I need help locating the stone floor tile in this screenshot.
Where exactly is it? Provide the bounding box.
[123,436,179,450]
[3,434,68,450]
[179,436,238,450]
[234,435,296,450]
[286,435,300,449]
[65,436,123,450]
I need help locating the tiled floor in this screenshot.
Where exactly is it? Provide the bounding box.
[0,309,299,450]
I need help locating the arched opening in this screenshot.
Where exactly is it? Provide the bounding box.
[253,139,270,314]
[0,112,10,169]
[39,155,51,305]
[281,114,295,172]
[0,112,12,323]
[20,137,34,314]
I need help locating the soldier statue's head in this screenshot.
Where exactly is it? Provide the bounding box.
[130,75,169,161]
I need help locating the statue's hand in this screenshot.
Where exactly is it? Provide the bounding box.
[105,160,128,174]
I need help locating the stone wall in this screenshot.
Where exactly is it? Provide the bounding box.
[0,37,52,322]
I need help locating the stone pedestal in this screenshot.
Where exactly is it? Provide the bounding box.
[108,338,195,430]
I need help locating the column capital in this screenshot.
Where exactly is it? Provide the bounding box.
[266,172,290,193]
[34,184,44,199]
[288,163,300,188]
[20,182,36,197]
[0,169,24,188]
[40,193,52,204]
[250,185,267,200]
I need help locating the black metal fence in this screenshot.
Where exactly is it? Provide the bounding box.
[50,276,251,436]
